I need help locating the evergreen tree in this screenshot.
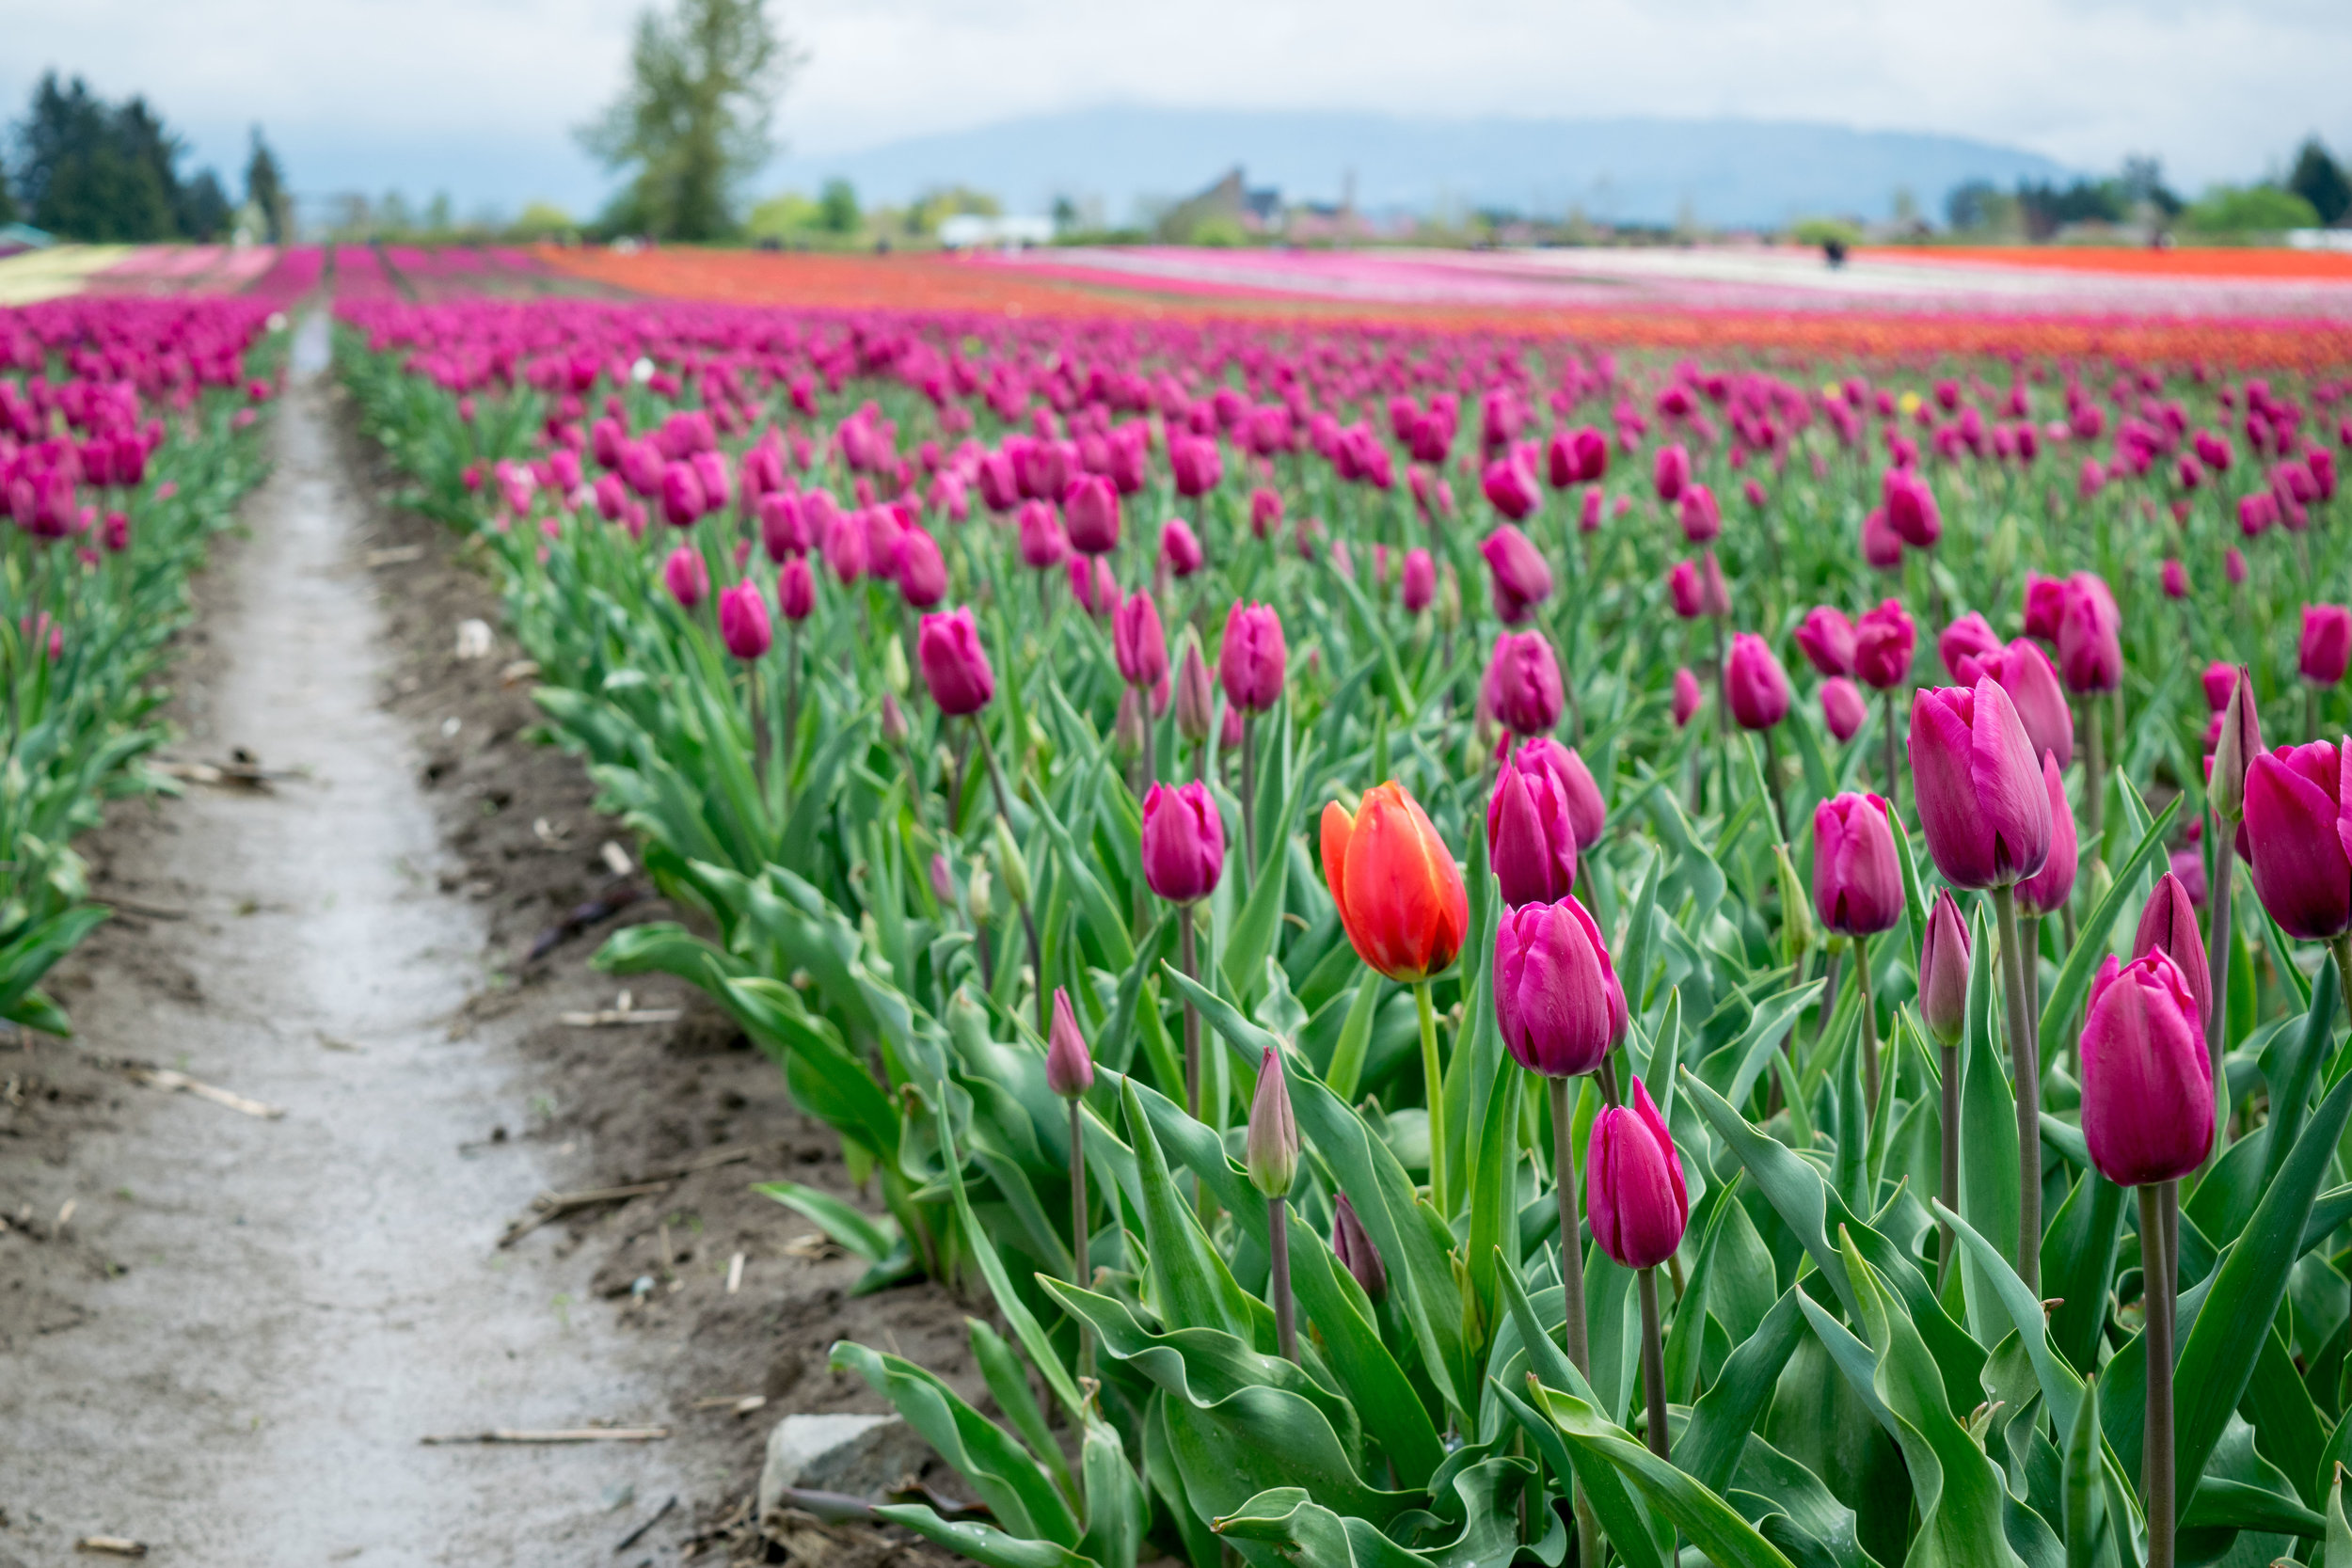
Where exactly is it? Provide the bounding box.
[179,168,232,241]
[245,128,290,244]
[578,0,796,240]
[0,152,17,227]
[2289,137,2350,227]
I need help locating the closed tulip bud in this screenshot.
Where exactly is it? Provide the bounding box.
[993,815,1031,908]
[1812,793,1903,935]
[1852,600,1915,691]
[778,555,816,622]
[2244,739,2352,939]
[917,607,994,716]
[2208,666,2261,821]
[1774,842,1817,964]
[660,461,707,527]
[1673,666,1703,728]
[1938,612,2003,683]
[1247,1046,1299,1197]
[1172,634,1215,744]
[1064,473,1120,555]
[1580,487,1604,533]
[882,635,910,696]
[1494,895,1625,1076]
[1487,629,1564,736]
[2079,950,2213,1186]
[1909,676,2051,890]
[1402,547,1436,612]
[1725,633,1791,731]
[663,544,709,609]
[1653,443,1691,503]
[1114,589,1168,689]
[2133,872,2214,1037]
[1821,676,1867,741]
[967,859,993,925]
[1794,606,1857,677]
[2202,661,2238,713]
[1668,561,1705,620]
[897,528,946,609]
[1911,891,1967,1045]
[2015,752,2078,917]
[1248,484,1283,538]
[1322,782,1470,982]
[2226,547,2249,586]
[1219,602,1286,713]
[719,579,771,660]
[929,852,957,911]
[1140,780,1225,904]
[1160,517,1203,577]
[1488,742,1580,906]
[1482,455,1541,521]
[1017,499,1068,568]
[2301,605,2352,687]
[2163,559,2189,599]
[1331,1194,1388,1303]
[1481,524,1554,624]
[1046,987,1095,1098]
[1587,1077,1689,1270]
[1883,467,1941,547]
[1678,483,1722,544]
[1862,505,1905,569]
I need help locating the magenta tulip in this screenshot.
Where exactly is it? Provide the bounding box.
[1114,590,1168,689]
[2079,950,2212,1186]
[1064,473,1120,555]
[778,556,815,623]
[1958,639,2074,771]
[1587,1077,1689,1269]
[1909,677,2052,889]
[1725,633,1790,731]
[1219,603,1286,713]
[1794,607,1857,677]
[1488,629,1564,736]
[2015,752,2078,916]
[718,579,771,660]
[1852,601,1915,691]
[1160,517,1203,578]
[2301,605,2352,686]
[1821,677,1867,741]
[2244,740,2352,940]
[1047,987,1095,1098]
[1678,483,1721,545]
[663,544,709,609]
[917,607,995,717]
[1653,444,1691,503]
[1919,891,1970,1044]
[2133,872,2214,1041]
[1812,793,1903,936]
[1481,524,1553,624]
[1494,895,1625,1078]
[1402,547,1436,612]
[1673,667,1703,728]
[1487,742,1580,906]
[1938,612,2003,683]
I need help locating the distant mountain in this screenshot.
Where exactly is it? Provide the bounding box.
[763,106,2074,229]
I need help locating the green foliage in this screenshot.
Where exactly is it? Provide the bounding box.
[2184,183,2323,235]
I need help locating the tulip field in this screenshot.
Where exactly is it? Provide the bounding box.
[17,245,2352,1563]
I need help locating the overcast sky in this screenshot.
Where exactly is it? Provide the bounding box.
[2,0,2346,219]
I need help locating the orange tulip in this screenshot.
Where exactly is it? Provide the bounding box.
[1320,783,1470,982]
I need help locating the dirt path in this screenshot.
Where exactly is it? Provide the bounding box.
[2,316,692,1563]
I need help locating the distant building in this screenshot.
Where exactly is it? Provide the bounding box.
[1158,168,1285,242]
[938,214,1056,249]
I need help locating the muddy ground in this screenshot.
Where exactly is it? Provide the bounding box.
[0,318,979,1566]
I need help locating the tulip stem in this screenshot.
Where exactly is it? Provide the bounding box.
[1993,883,2042,1292]
[783,626,800,792]
[1418,980,1449,1219]
[1268,1196,1297,1363]
[1857,936,1879,1117]
[1758,726,1788,843]
[1550,1074,1602,1568]
[1939,1041,1960,1281]
[975,719,1050,1042]
[2330,935,2352,1047]
[2311,686,2323,746]
[1179,909,1202,1119]
[2085,700,2106,863]
[1240,712,1259,886]
[2202,822,2233,1169]
[1069,1099,1088,1289]
[1882,689,1902,814]
[2140,1180,2176,1568]
[1637,1266,1671,1462]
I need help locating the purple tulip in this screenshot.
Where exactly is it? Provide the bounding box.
[1114,590,1168,689]
[1017,499,1068,569]
[1678,483,1721,544]
[1957,639,2074,771]
[1160,517,1203,578]
[1919,890,1970,1044]
[2015,752,2078,917]
[1173,640,1215,744]
[2244,740,2352,939]
[1140,780,1225,905]
[1673,667,1703,728]
[2301,605,2352,686]
[1402,547,1436,613]
[1064,473,1120,556]
[1482,455,1541,521]
[2057,582,2122,695]
[778,556,815,623]
[663,544,709,609]
[2079,950,2212,1186]
[897,528,946,609]
[1246,1046,1298,1197]
[1331,1194,1387,1303]
[1494,895,1625,1078]
[1725,633,1790,731]
[1938,612,2003,683]
[1586,1076,1689,1269]
[1653,443,1691,503]
[1794,606,1857,677]
[1487,629,1564,736]
[1219,603,1286,714]
[1908,676,2051,890]
[1812,792,1903,936]
[1047,987,1095,1098]
[660,461,707,528]
[2133,872,2214,1041]
[1852,600,1915,691]
[1481,524,1554,625]
[1488,743,1580,907]
[718,578,771,660]
[1821,677,1867,741]
[917,607,995,717]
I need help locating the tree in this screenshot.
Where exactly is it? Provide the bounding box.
[2184,183,2322,234]
[578,0,797,241]
[0,152,17,226]
[178,168,232,240]
[817,177,858,234]
[2289,137,2350,227]
[15,72,179,240]
[245,128,290,243]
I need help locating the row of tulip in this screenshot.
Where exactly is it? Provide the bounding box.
[334,290,2352,1568]
[0,297,280,1031]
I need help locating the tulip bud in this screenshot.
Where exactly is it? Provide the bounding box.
[663,544,709,610]
[1812,793,1902,936]
[1794,606,1857,677]
[1672,667,1703,728]
[1919,891,1971,1045]
[1821,676,1867,741]
[1331,1194,1388,1303]
[966,858,993,926]
[2302,605,2352,687]
[1852,600,1915,691]
[1774,843,1817,966]
[882,634,911,695]
[2133,872,2214,1037]
[1487,629,1565,736]
[1219,602,1287,714]
[1401,547,1436,613]
[916,607,993,716]
[881,691,911,746]
[718,578,772,661]
[929,852,957,911]
[1487,750,1578,908]
[1172,633,1215,744]
[2079,950,2212,1186]
[1247,1047,1299,1198]
[2208,667,2261,822]
[1141,780,1225,904]
[778,556,816,623]
[993,815,1031,908]
[1046,987,1095,1098]
[1160,517,1204,578]
[1481,524,1554,624]
[1064,473,1120,555]
[1586,1076,1689,1269]
[1725,633,1791,731]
